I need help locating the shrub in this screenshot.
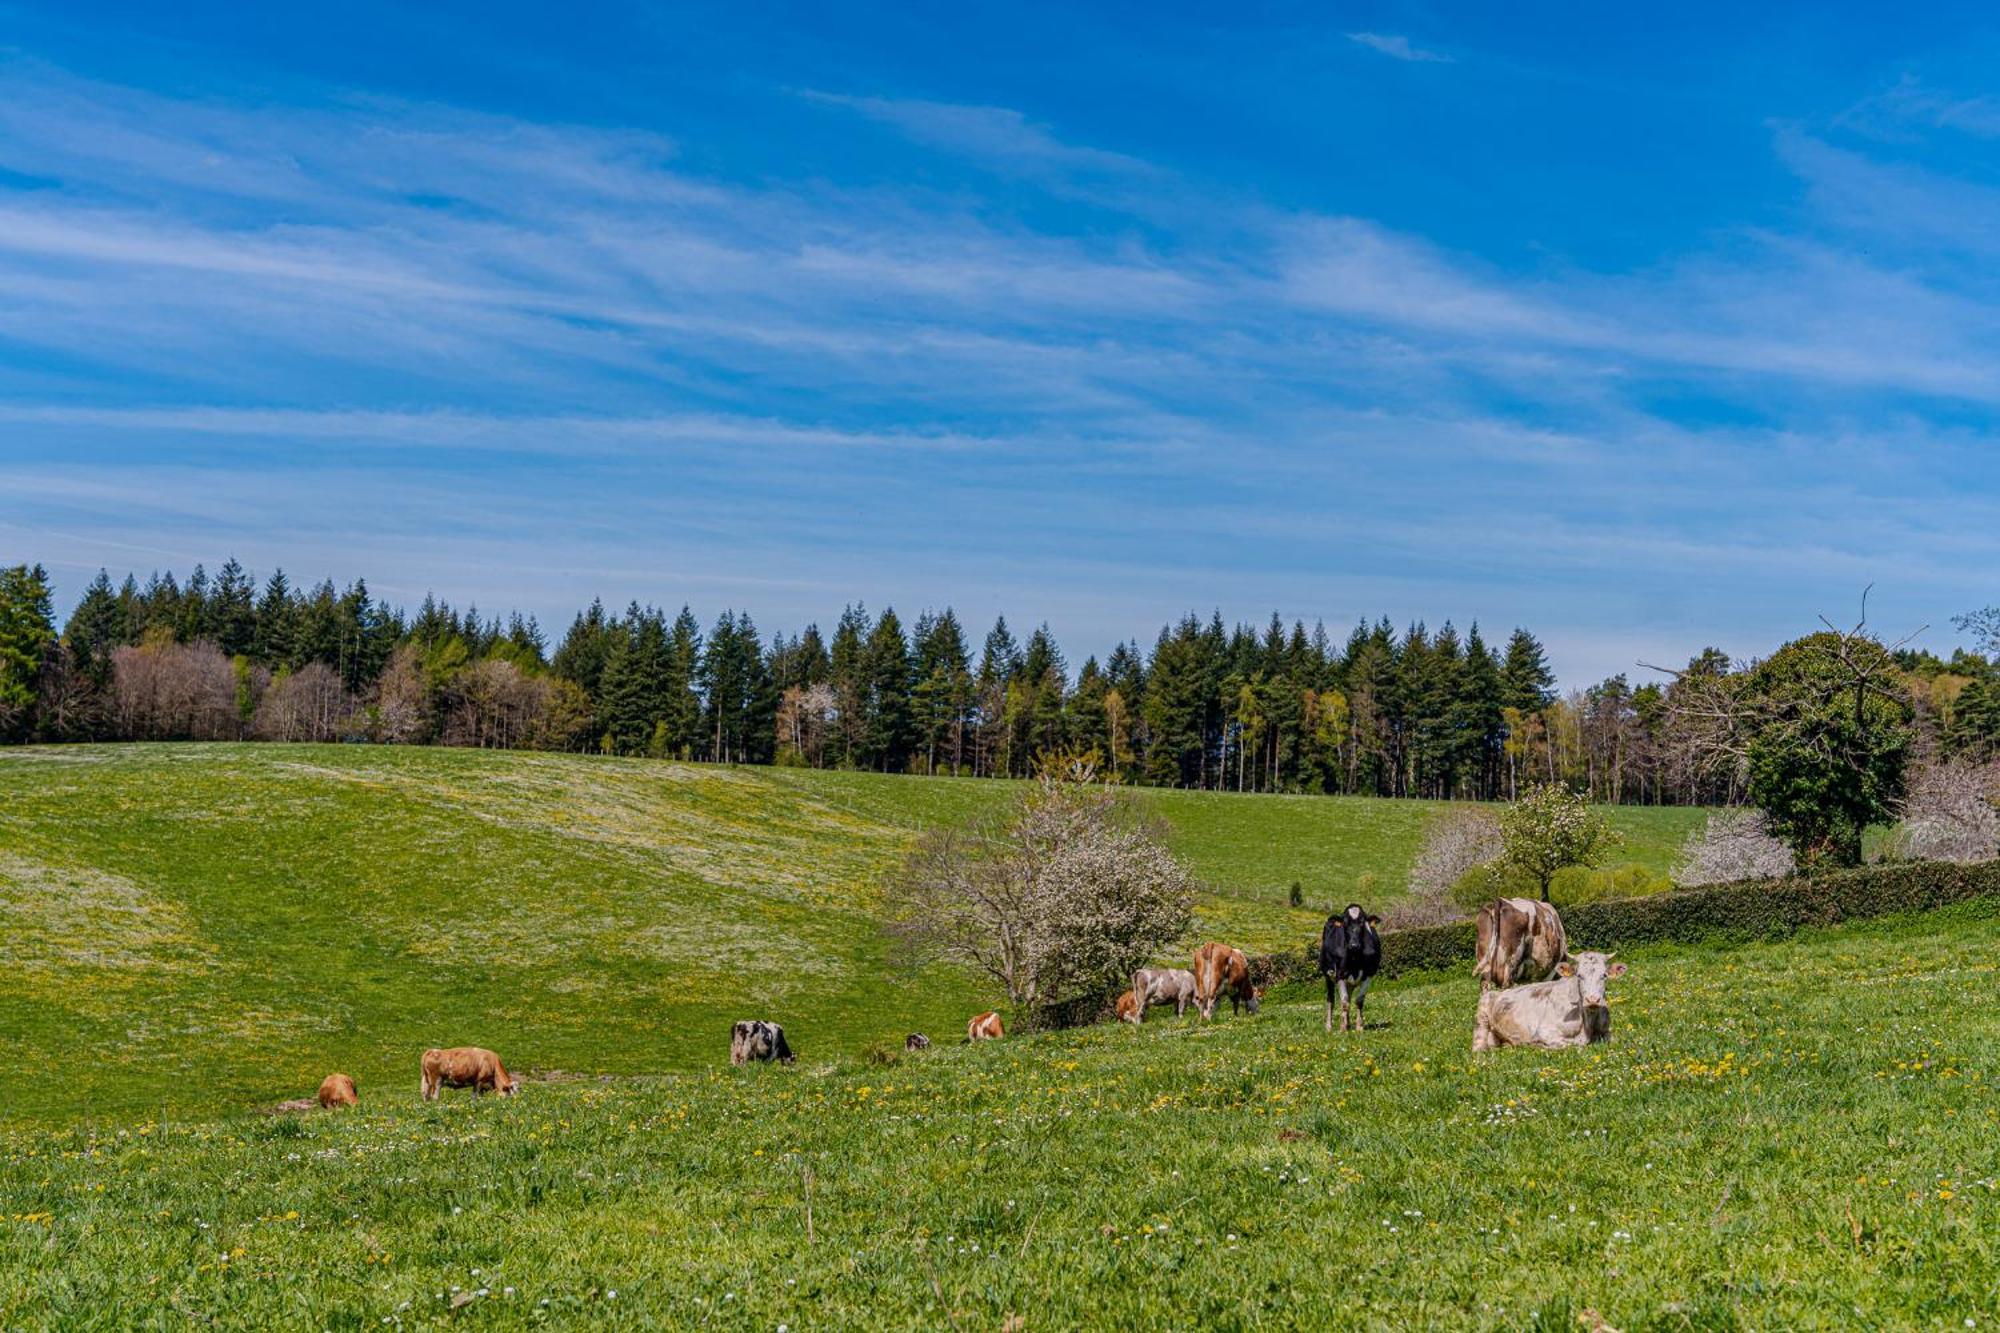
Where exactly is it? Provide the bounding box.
[889,770,1195,1008]
[1894,760,1999,865]
[1409,808,1501,899]
[1675,808,1795,886]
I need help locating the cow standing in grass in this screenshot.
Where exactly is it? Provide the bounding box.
[1131,966,1197,1021]
[1320,904,1382,1033]
[730,1021,795,1066]
[420,1047,518,1100]
[1474,898,1568,991]
[1192,943,1261,1019]
[1473,952,1627,1051]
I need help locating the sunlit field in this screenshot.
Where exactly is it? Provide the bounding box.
[0,744,1701,1123]
[2,905,1996,1328]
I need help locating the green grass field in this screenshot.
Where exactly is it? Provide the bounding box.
[3,904,1997,1328]
[0,744,1703,1125]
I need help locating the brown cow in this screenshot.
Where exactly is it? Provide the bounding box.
[419,1047,519,1101]
[316,1073,358,1108]
[1474,897,1568,991]
[1473,952,1627,1052]
[1192,942,1263,1019]
[967,1011,1005,1042]
[1115,989,1142,1025]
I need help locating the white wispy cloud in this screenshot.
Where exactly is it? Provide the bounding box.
[1346,33,1454,64]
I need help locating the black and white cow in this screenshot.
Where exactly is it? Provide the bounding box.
[1319,904,1382,1033]
[904,1033,932,1052]
[730,1020,795,1066]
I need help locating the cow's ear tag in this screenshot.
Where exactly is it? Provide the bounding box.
[1558,962,1575,977]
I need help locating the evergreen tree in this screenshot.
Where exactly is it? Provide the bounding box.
[552,599,613,697]
[597,605,668,755]
[63,570,126,685]
[861,607,915,771]
[662,606,705,758]
[0,564,56,735]
[828,604,871,766]
[212,558,257,657]
[911,609,972,774]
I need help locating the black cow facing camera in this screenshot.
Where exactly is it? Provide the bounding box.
[1320,903,1382,1033]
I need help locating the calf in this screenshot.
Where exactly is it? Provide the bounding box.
[1192,942,1262,1019]
[1472,951,1627,1052]
[730,1020,796,1066]
[967,1011,1005,1042]
[1131,966,1197,1021]
[1319,903,1382,1033]
[316,1072,358,1108]
[1115,989,1142,1025]
[1474,897,1568,991]
[904,1033,932,1052]
[420,1047,518,1100]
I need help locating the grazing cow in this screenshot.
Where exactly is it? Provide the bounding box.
[1115,989,1142,1025]
[1319,904,1382,1033]
[419,1047,518,1101]
[1131,966,1198,1021]
[904,1033,932,1052]
[316,1072,358,1108]
[1472,951,1627,1052]
[730,1020,796,1066]
[1474,897,1569,991]
[967,1011,1005,1042]
[1191,943,1262,1019]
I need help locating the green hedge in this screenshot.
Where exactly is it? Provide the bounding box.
[1034,859,2000,1028]
[1318,858,2000,984]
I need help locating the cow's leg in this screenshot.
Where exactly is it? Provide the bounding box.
[1324,975,1337,1033]
[1337,978,1351,1032]
[1350,973,1373,1032]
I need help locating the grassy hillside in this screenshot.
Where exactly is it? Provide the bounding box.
[3,906,1996,1328]
[0,744,1703,1123]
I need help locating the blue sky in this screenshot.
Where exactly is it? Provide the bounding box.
[2,1,1997,685]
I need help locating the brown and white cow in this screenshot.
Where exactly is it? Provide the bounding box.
[420,1047,518,1100]
[967,1011,1005,1042]
[1472,951,1627,1052]
[1131,966,1197,1021]
[1474,897,1569,991]
[316,1072,358,1108]
[1115,989,1142,1025]
[1191,942,1263,1019]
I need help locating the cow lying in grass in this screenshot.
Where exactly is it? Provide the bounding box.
[420,1047,519,1100]
[967,1011,1005,1041]
[316,1073,358,1108]
[730,1020,795,1066]
[1472,952,1627,1052]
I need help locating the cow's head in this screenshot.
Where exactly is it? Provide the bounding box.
[497,1072,521,1098]
[1557,951,1627,1009]
[1333,903,1380,957]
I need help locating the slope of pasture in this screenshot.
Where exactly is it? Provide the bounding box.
[3,905,1997,1328]
[0,744,1703,1122]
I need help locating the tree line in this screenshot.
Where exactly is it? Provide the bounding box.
[2,558,1996,804]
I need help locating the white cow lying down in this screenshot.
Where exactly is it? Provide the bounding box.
[1472,951,1627,1052]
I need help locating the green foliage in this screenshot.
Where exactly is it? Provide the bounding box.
[1497,783,1620,901]
[1744,632,1912,869]
[0,563,56,727]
